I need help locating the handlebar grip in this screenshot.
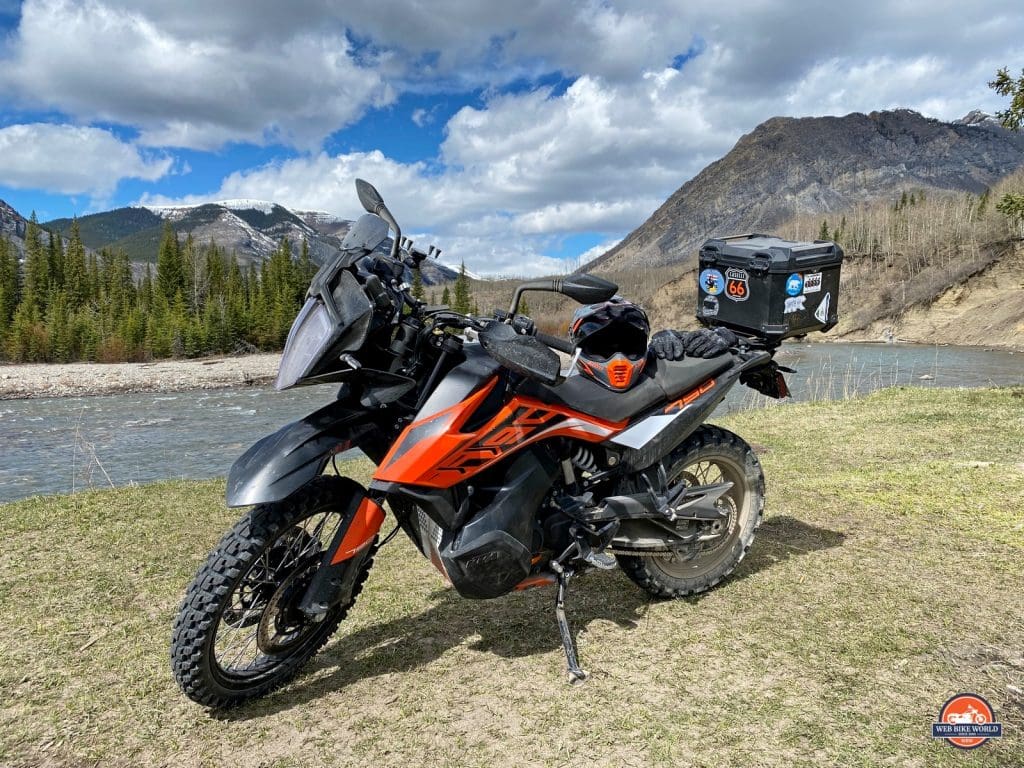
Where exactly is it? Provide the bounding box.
[534,331,576,355]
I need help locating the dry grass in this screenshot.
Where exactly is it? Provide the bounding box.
[1,387,1022,767]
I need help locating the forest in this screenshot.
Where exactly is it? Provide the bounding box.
[0,215,321,363]
[0,214,479,364]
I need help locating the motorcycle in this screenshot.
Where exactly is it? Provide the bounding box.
[171,179,790,707]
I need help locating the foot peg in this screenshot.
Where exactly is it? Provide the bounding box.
[551,563,588,683]
[571,521,619,571]
[583,550,617,570]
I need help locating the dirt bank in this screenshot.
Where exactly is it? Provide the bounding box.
[834,241,1024,350]
[0,354,280,400]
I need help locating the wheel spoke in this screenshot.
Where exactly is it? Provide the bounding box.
[211,509,346,678]
[226,630,260,672]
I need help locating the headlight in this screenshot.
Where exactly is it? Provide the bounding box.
[275,298,336,390]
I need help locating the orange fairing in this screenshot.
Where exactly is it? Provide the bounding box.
[329,497,385,564]
[374,377,627,488]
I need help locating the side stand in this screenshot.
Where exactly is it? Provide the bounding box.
[550,562,588,684]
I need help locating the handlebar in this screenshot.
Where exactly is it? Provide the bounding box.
[533,331,575,355]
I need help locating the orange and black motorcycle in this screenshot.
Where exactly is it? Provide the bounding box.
[171,180,789,707]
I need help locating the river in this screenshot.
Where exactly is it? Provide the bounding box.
[0,343,1020,503]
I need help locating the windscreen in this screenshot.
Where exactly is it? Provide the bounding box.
[341,214,389,252]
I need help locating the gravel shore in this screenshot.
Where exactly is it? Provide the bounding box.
[0,355,281,400]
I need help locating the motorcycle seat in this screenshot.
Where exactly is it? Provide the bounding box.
[519,354,735,423]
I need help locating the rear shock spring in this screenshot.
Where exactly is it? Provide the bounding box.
[571,446,597,473]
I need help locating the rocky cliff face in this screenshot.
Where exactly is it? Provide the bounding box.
[589,109,1024,272]
[0,200,28,258]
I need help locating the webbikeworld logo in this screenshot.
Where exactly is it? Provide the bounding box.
[931,693,1003,749]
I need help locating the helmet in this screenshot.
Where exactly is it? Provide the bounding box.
[569,297,650,391]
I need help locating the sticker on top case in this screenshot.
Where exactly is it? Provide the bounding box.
[699,268,725,296]
[785,273,803,296]
[803,273,823,294]
[724,268,749,302]
[814,292,831,323]
[784,295,806,314]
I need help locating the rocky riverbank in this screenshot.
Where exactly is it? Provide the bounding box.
[0,354,281,400]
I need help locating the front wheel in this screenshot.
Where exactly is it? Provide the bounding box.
[170,476,375,708]
[617,425,764,599]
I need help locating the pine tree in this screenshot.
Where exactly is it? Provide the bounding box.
[411,268,424,301]
[452,261,472,314]
[518,296,530,316]
[0,237,20,334]
[225,257,247,346]
[64,220,88,310]
[86,250,100,306]
[295,239,316,301]
[182,234,204,312]
[4,302,47,362]
[21,214,49,315]
[139,264,154,313]
[156,222,185,303]
[441,286,451,306]
[48,230,64,293]
[818,219,830,241]
[47,291,72,362]
[989,66,1024,131]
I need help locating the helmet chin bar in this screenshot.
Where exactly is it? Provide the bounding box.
[577,352,647,391]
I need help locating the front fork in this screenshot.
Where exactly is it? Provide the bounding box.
[298,493,387,617]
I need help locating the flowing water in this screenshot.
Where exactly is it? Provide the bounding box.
[0,343,1020,503]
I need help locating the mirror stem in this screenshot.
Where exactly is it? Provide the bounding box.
[508,279,559,318]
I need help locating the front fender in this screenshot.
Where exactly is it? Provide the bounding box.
[226,399,376,507]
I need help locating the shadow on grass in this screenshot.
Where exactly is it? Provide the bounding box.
[221,515,843,719]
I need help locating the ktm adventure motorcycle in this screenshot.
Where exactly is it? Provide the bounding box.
[171,180,791,707]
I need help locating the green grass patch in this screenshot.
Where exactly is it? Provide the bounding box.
[1,387,1022,767]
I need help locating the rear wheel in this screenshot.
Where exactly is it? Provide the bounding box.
[170,476,375,708]
[617,426,764,598]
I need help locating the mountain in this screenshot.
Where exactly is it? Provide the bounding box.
[44,200,346,268]
[589,109,1024,272]
[38,200,459,285]
[0,199,29,258]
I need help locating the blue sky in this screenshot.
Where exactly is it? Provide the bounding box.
[0,1,1021,276]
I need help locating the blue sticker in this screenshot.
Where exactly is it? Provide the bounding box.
[700,269,725,296]
[786,273,803,296]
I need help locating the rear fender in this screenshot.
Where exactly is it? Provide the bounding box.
[612,351,771,471]
[226,399,376,507]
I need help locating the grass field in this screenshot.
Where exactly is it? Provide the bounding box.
[1,387,1022,767]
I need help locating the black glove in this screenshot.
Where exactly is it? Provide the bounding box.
[649,330,685,360]
[681,327,738,358]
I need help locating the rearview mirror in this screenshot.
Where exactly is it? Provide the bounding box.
[507,273,620,316]
[558,274,618,304]
[355,178,384,214]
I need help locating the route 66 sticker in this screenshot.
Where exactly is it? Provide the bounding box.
[724,268,749,302]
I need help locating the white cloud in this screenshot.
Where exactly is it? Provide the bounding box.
[0,123,172,196]
[5,0,1023,274]
[578,238,622,266]
[1,0,393,150]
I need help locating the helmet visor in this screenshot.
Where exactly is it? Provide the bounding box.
[572,303,649,360]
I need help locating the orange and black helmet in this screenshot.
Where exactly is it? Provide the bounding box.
[569,297,650,391]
